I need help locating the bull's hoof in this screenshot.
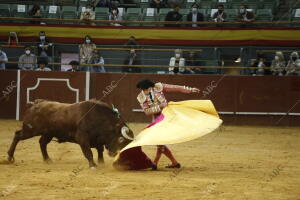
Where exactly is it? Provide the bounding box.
[98,160,104,164]
[7,156,15,163]
[90,166,97,170]
[44,158,53,164]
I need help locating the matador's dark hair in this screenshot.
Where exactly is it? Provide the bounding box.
[136,79,155,90]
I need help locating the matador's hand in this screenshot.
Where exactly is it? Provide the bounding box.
[191,88,200,93]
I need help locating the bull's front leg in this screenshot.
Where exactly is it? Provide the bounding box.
[79,143,97,169]
[39,135,53,163]
[96,145,104,164]
[7,130,34,163]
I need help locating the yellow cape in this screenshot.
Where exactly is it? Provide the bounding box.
[120,100,222,153]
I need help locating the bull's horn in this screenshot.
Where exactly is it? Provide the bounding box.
[121,126,134,140]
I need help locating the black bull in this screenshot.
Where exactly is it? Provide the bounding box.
[7,100,134,168]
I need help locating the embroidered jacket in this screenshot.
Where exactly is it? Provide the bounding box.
[137,82,193,116]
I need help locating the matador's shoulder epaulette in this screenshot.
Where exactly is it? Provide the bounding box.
[154,82,163,92]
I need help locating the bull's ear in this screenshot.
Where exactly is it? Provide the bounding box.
[118,137,125,143]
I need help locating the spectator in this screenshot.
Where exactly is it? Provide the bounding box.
[35,59,51,71]
[80,4,96,26]
[88,50,106,72]
[0,47,8,70]
[8,32,19,46]
[286,52,300,76]
[18,47,37,70]
[252,53,271,76]
[28,5,42,24]
[271,51,285,76]
[212,4,226,22]
[169,49,186,74]
[186,51,202,74]
[122,49,141,73]
[109,7,122,26]
[67,61,81,72]
[187,3,204,27]
[238,5,255,22]
[165,6,183,27]
[80,35,97,64]
[124,36,140,48]
[150,0,166,9]
[36,31,53,63]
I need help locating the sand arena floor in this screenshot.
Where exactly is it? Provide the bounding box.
[0,120,299,200]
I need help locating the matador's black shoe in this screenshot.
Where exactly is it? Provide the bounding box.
[165,163,181,168]
[151,164,157,170]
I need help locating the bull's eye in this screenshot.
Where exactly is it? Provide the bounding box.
[118,137,125,143]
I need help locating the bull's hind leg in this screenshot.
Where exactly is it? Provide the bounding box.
[7,130,34,163]
[96,146,104,164]
[79,143,97,168]
[39,135,53,163]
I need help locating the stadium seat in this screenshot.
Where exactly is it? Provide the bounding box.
[10,4,27,18]
[61,6,78,24]
[256,9,273,21]
[203,60,219,74]
[158,8,172,21]
[142,8,158,26]
[44,5,61,24]
[226,9,238,22]
[184,0,197,9]
[290,9,300,27]
[126,8,143,26]
[139,0,150,8]
[95,7,109,20]
[198,1,213,9]
[0,4,11,17]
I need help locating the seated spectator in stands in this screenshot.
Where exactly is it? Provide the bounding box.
[165,6,183,27]
[238,5,255,22]
[88,50,106,72]
[35,59,51,71]
[28,5,42,24]
[187,3,204,27]
[80,35,97,64]
[252,52,271,76]
[37,31,53,63]
[150,0,166,9]
[169,49,187,74]
[0,47,8,70]
[271,51,285,76]
[109,7,122,26]
[286,52,300,76]
[18,47,37,70]
[80,4,96,26]
[122,49,141,73]
[186,51,202,74]
[212,4,227,22]
[67,61,81,72]
[8,32,19,46]
[124,36,140,48]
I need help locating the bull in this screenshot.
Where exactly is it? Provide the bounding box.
[7,99,134,168]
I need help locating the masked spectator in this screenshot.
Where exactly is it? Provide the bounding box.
[187,3,204,27]
[8,32,19,46]
[37,31,53,63]
[286,52,300,76]
[169,49,186,74]
[18,47,37,70]
[252,53,271,76]
[271,51,285,76]
[88,50,106,72]
[122,49,141,73]
[150,0,166,9]
[35,59,51,71]
[67,61,81,72]
[238,5,255,22]
[212,4,226,22]
[80,4,96,26]
[124,36,140,48]
[109,7,122,26]
[80,35,97,64]
[165,6,182,27]
[0,47,8,70]
[28,5,42,24]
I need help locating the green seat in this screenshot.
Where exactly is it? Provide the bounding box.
[256,9,273,21]
[184,0,197,9]
[44,5,60,24]
[10,4,27,18]
[95,7,109,19]
[139,0,150,8]
[77,0,91,6]
[126,8,142,26]
[290,9,300,24]
[142,8,158,26]
[0,4,10,17]
[226,9,238,21]
[203,60,219,74]
[61,6,78,24]
[199,1,213,9]
[158,8,172,21]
